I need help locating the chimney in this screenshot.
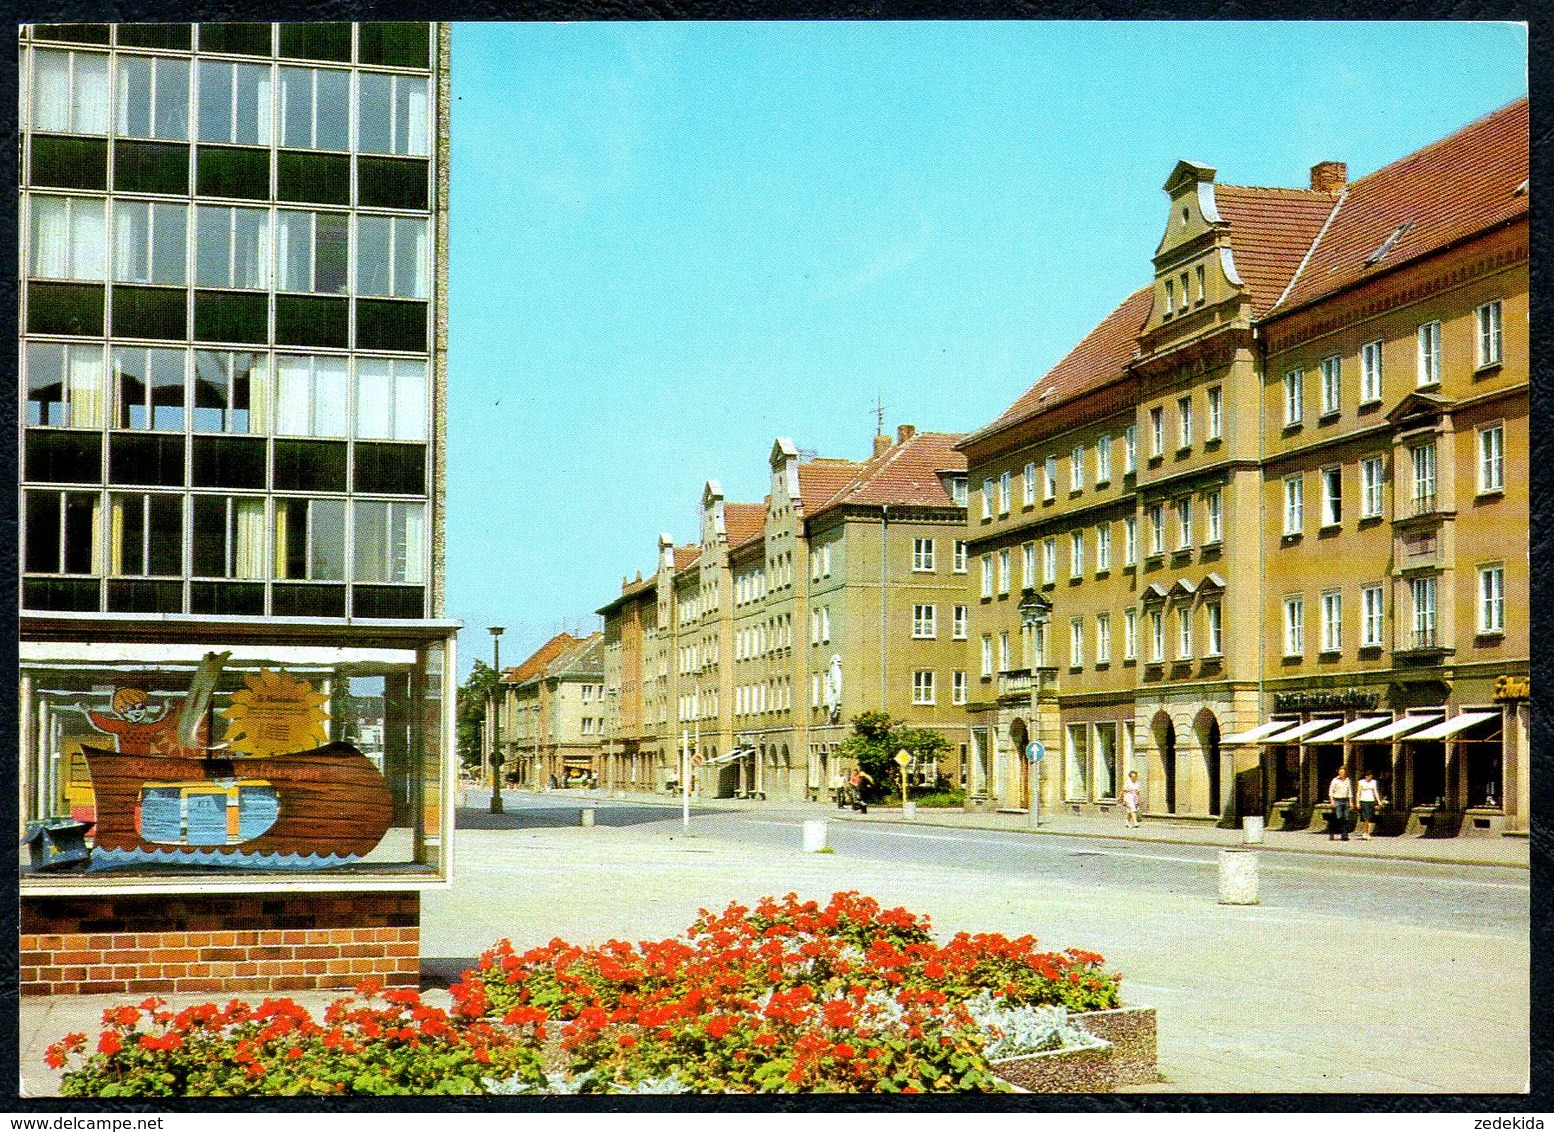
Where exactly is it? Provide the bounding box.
[1310,161,1347,192]
[873,434,891,458]
[896,424,917,444]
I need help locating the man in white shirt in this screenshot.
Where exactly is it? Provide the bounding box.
[1328,766,1353,842]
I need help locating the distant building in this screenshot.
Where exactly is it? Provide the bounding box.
[495,632,606,788]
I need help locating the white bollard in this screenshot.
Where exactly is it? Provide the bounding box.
[902,801,917,820]
[802,820,828,852]
[580,807,596,828]
[1218,849,1259,905]
[1242,815,1266,845]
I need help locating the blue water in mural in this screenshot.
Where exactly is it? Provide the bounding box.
[139,788,183,843]
[87,847,359,871]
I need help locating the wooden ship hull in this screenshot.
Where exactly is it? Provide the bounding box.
[81,742,393,861]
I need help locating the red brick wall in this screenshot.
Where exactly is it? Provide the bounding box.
[20,892,420,997]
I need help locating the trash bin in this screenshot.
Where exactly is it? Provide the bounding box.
[802,820,828,852]
[1218,849,1259,905]
[22,819,92,869]
[1242,815,1265,844]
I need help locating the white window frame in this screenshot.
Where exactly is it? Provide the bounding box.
[1321,590,1342,653]
[953,540,968,573]
[1477,300,1503,368]
[997,549,1011,595]
[1096,612,1111,665]
[1069,617,1084,669]
[1207,386,1223,440]
[1284,475,1304,536]
[1411,576,1438,648]
[1023,461,1036,507]
[1321,467,1342,528]
[1149,609,1165,663]
[981,555,994,600]
[1177,603,1193,660]
[998,631,1011,672]
[912,670,936,706]
[912,603,937,639]
[1175,498,1192,551]
[1149,503,1165,555]
[1205,489,1223,544]
[1096,434,1112,484]
[952,670,967,706]
[1361,456,1385,518]
[1177,395,1193,448]
[1124,517,1138,567]
[1124,426,1138,474]
[1360,340,1384,403]
[1284,369,1303,426]
[1043,456,1057,502]
[1478,564,1505,635]
[1479,424,1505,493]
[1071,445,1085,492]
[1021,542,1035,590]
[1283,595,1305,657]
[981,478,993,521]
[1206,601,1222,657]
[912,537,936,572]
[1150,406,1165,456]
[953,604,969,640]
[1411,443,1437,513]
[1042,538,1057,586]
[1096,523,1112,572]
[1320,356,1341,416]
[1070,531,1084,578]
[980,634,994,678]
[998,471,1012,516]
[1417,321,1442,387]
[1124,608,1138,661]
[1361,584,1384,648]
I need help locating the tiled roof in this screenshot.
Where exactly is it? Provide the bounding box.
[505,633,580,685]
[724,502,767,550]
[1212,184,1339,316]
[1273,97,1528,313]
[965,287,1152,446]
[798,459,859,512]
[812,430,966,516]
[548,632,604,680]
[672,544,700,572]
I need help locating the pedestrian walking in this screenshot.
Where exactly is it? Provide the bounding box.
[832,771,847,809]
[1356,770,1385,840]
[1122,770,1142,829]
[1328,765,1353,841]
[849,769,873,813]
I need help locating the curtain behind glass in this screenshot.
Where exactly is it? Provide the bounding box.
[234,498,266,579]
[400,504,425,584]
[69,346,105,428]
[30,196,71,278]
[274,356,312,435]
[355,359,392,439]
[31,50,71,131]
[393,360,427,441]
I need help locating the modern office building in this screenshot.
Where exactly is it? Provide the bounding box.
[19,21,455,994]
[960,98,1528,836]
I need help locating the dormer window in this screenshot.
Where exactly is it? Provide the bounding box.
[1366,222,1413,266]
[1195,265,1206,304]
[1164,280,1175,317]
[1181,206,1190,226]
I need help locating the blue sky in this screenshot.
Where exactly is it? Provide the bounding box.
[445,20,1526,677]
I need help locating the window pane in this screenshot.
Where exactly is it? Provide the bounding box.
[115,56,153,137]
[197,60,233,141]
[279,67,312,148]
[393,217,427,298]
[353,500,389,582]
[233,208,269,287]
[31,50,71,131]
[316,214,349,293]
[356,358,392,437]
[147,495,184,575]
[397,77,428,156]
[153,59,190,139]
[356,215,391,295]
[26,343,68,426]
[315,357,348,432]
[74,53,110,133]
[314,69,349,150]
[275,211,312,291]
[192,496,226,576]
[152,203,187,285]
[25,493,63,573]
[195,206,229,284]
[356,72,392,154]
[311,499,345,579]
[149,348,186,430]
[274,355,312,434]
[235,62,272,145]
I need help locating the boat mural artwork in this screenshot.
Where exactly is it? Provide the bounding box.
[71,655,393,872]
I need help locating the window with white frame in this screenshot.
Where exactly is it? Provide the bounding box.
[1320,356,1341,416]
[1175,498,1192,550]
[356,215,430,299]
[1150,406,1165,456]
[912,670,936,705]
[1361,456,1385,518]
[981,555,993,599]
[1207,386,1223,439]
[1283,595,1305,656]
[1321,590,1342,652]
[1096,523,1112,571]
[1321,467,1342,527]
[357,71,430,157]
[1149,503,1165,555]
[998,631,1011,672]
[1096,434,1112,483]
[1164,279,1175,317]
[275,210,348,294]
[953,540,968,573]
[998,471,1011,515]
[912,604,936,639]
[1284,369,1303,425]
[197,59,272,145]
[1096,612,1111,664]
[1177,604,1192,659]
[1479,424,1504,493]
[30,49,109,134]
[1069,617,1084,669]
[1023,461,1036,507]
[1071,445,1085,492]
[1070,531,1084,577]
[981,478,993,521]
[1361,584,1384,648]
[1065,723,1089,802]
[28,196,106,281]
[998,549,1011,595]
[356,358,427,441]
[821,606,831,643]
[113,201,187,286]
[1477,300,1503,368]
[1178,396,1193,448]
[274,354,348,437]
[951,476,968,507]
[1042,538,1057,586]
[1149,609,1165,662]
[1124,608,1138,660]
[1195,264,1206,304]
[1021,542,1035,589]
[278,66,349,150]
[1417,321,1441,386]
[1410,576,1437,648]
[1411,443,1437,514]
[1360,340,1384,403]
[1284,475,1304,536]
[1043,456,1057,502]
[1124,517,1138,566]
[1479,564,1505,634]
[980,634,993,677]
[1206,601,1222,656]
[952,670,967,705]
[953,604,968,640]
[1205,489,1222,543]
[822,545,831,576]
[1124,426,1138,474]
[912,537,936,571]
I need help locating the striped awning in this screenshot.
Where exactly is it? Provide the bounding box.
[1222,719,1302,744]
[1301,717,1394,743]
[1347,715,1442,742]
[1260,718,1342,743]
[1405,711,1500,741]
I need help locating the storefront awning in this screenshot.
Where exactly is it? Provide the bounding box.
[1222,719,1301,744]
[1347,715,1443,742]
[1404,711,1500,741]
[707,748,755,766]
[1262,718,1345,743]
[1300,717,1393,743]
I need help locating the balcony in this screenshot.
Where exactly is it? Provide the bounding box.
[997,668,1033,702]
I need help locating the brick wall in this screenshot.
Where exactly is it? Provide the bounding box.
[20,891,420,997]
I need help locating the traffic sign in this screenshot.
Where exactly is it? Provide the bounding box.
[691,754,705,768]
[894,751,911,767]
[1026,741,1045,764]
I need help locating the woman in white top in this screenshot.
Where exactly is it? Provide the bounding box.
[1356,770,1385,840]
[1122,770,1142,829]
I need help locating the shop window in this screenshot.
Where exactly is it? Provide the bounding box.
[24,490,102,575]
[115,54,189,140]
[356,299,427,353]
[353,585,426,619]
[193,351,266,433]
[193,290,268,345]
[358,156,429,210]
[192,495,268,578]
[1093,723,1117,800]
[277,151,350,205]
[358,22,431,69]
[196,205,270,288]
[108,434,185,487]
[29,49,109,133]
[272,582,347,617]
[111,286,188,341]
[26,430,102,484]
[196,145,271,200]
[356,357,427,440]
[278,22,351,62]
[26,342,105,428]
[278,66,350,150]
[33,25,111,45]
[273,439,347,492]
[109,493,183,577]
[114,346,186,430]
[197,23,272,57]
[29,135,108,189]
[355,442,427,495]
[27,281,105,336]
[197,59,273,144]
[275,355,347,436]
[117,23,193,50]
[1065,723,1089,802]
[114,140,190,194]
[353,500,425,584]
[356,215,428,298]
[189,580,264,616]
[357,72,429,157]
[191,436,266,488]
[275,295,348,348]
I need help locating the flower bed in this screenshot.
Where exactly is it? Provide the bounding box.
[47,892,1137,1095]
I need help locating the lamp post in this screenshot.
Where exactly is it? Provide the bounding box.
[1018,590,1052,830]
[489,626,505,814]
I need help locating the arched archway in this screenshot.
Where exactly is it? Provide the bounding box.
[1152,710,1177,814]
[1194,708,1222,817]
[1009,718,1029,810]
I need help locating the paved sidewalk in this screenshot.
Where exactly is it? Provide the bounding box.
[511,785,1529,869]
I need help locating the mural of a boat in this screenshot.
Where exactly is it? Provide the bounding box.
[80,741,393,866]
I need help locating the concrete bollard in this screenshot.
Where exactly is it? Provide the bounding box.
[903,801,917,820]
[1242,815,1266,845]
[580,807,596,828]
[1218,849,1259,905]
[802,820,828,852]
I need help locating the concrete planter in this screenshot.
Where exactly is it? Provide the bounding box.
[986,1004,1158,1093]
[1077,1004,1159,1086]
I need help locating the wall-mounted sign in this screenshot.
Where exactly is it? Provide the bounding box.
[220,668,330,756]
[1493,675,1530,702]
[1273,690,1380,714]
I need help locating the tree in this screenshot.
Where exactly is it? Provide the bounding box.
[456,660,500,777]
[835,711,951,802]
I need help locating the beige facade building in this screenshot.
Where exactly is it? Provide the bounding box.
[960,99,1527,835]
[490,631,606,788]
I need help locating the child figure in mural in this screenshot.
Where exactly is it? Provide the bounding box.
[85,687,208,758]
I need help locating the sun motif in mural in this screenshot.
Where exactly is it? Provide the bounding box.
[219,669,330,756]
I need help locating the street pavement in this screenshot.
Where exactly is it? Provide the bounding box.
[18,788,1529,1097]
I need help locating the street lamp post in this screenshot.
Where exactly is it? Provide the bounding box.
[1019,591,1052,830]
[489,626,505,814]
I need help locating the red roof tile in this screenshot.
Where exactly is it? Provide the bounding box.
[504,633,580,685]
[1274,97,1528,313]
[1212,184,1338,316]
[812,431,966,516]
[798,460,860,512]
[672,544,700,572]
[724,502,767,550]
